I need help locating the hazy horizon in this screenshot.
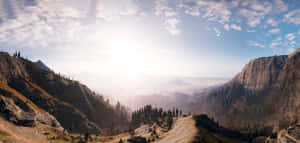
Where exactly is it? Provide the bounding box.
[1,0,300,100]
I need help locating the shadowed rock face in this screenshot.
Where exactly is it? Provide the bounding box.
[190,48,300,133]
[0,81,62,129]
[0,52,129,134]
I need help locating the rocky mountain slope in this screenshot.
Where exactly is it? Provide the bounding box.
[0,52,129,134]
[189,48,300,134]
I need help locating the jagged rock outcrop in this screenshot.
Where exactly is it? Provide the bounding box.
[0,80,62,129]
[0,52,129,134]
[190,48,300,135]
[235,55,287,90]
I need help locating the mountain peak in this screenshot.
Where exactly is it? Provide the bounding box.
[35,60,51,71]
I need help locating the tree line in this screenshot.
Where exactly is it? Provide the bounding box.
[130,105,183,130]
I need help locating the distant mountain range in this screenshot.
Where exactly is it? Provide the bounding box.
[187,48,300,134]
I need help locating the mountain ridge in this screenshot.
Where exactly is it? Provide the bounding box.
[188,48,300,134]
[0,52,129,134]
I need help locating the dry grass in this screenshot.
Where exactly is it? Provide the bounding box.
[0,129,10,136]
[0,81,45,113]
[25,79,71,106]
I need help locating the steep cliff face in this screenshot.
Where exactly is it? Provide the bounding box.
[0,52,129,134]
[191,48,300,134]
[234,55,287,90]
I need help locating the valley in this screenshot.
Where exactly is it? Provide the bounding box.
[1,0,300,142]
[0,45,299,143]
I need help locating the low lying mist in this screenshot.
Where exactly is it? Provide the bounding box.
[73,73,229,110]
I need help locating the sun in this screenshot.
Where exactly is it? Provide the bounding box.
[95,23,165,76]
[106,38,145,75]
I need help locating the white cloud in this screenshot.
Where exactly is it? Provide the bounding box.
[266,18,279,27]
[238,8,267,27]
[274,0,288,13]
[164,18,181,35]
[248,41,265,48]
[284,9,300,25]
[165,11,177,17]
[230,24,242,31]
[285,33,295,41]
[274,36,282,41]
[238,0,277,28]
[0,0,146,50]
[290,41,296,45]
[268,28,280,34]
[0,0,298,53]
[177,3,200,16]
[269,36,283,49]
[155,0,181,35]
[213,27,221,37]
[175,0,291,36]
[180,0,232,24]
[224,24,230,31]
[270,42,281,49]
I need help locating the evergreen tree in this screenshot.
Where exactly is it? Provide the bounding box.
[84,132,90,143]
[119,138,124,143]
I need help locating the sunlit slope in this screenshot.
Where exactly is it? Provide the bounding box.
[0,52,128,134]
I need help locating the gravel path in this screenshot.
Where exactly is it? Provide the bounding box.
[155,116,197,143]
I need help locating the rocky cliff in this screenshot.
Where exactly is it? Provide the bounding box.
[190,48,300,134]
[0,52,129,134]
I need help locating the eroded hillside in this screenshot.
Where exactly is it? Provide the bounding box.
[189,48,300,134]
[0,52,129,135]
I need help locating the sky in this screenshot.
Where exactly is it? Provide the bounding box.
[0,0,300,97]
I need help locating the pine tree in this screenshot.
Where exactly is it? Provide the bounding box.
[84,132,90,143]
[119,138,124,143]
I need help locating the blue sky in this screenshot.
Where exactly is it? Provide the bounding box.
[0,0,300,96]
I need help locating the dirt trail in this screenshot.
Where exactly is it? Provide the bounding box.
[0,118,39,143]
[155,116,197,143]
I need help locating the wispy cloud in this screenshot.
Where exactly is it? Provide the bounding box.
[269,36,283,49]
[268,28,280,34]
[284,9,300,25]
[0,0,299,53]
[224,24,242,31]
[213,27,221,37]
[164,18,181,35]
[230,24,242,31]
[224,24,230,31]
[155,0,181,36]
[248,41,265,48]
[285,33,295,41]
[0,0,144,50]
[266,18,279,27]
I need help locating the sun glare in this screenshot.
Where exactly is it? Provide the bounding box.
[106,38,145,75]
[94,23,174,77]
